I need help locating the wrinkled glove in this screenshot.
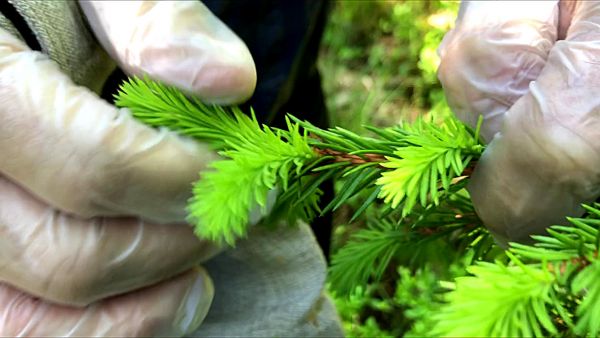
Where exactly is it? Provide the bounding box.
[438,0,600,245]
[0,1,255,336]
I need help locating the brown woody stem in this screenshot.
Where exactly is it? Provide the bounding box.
[314,146,478,178]
[313,148,387,164]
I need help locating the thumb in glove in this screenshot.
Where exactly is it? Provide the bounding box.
[438,1,600,245]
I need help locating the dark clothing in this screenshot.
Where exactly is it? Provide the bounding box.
[203,1,329,125]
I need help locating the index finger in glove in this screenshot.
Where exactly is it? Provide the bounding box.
[80,1,256,105]
[0,28,217,223]
[438,1,558,141]
[0,176,219,306]
[0,268,213,337]
[468,1,600,244]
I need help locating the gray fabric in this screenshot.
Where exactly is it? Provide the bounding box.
[192,223,343,337]
[3,0,115,93]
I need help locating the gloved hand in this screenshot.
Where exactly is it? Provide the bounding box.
[0,1,255,336]
[438,1,600,246]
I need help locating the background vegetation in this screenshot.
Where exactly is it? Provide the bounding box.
[319,1,457,130]
[318,2,460,336]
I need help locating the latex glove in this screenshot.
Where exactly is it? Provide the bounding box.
[79,1,256,105]
[438,1,600,245]
[0,269,213,337]
[0,1,255,336]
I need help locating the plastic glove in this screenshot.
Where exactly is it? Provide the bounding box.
[79,1,256,105]
[0,268,213,337]
[438,1,600,245]
[0,1,255,336]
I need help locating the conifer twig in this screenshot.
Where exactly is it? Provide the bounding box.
[114,77,600,337]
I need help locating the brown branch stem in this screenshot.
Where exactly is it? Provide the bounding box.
[313,147,387,164]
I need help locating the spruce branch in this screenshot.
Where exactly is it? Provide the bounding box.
[189,117,315,244]
[430,204,600,337]
[115,77,484,245]
[329,218,406,295]
[376,117,483,216]
[116,77,317,244]
[433,259,559,337]
[114,77,600,336]
[329,184,488,296]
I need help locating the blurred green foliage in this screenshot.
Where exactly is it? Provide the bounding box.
[331,266,443,337]
[319,1,459,336]
[319,0,458,131]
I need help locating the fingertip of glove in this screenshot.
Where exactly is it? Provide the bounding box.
[173,267,214,335]
[186,56,257,105]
